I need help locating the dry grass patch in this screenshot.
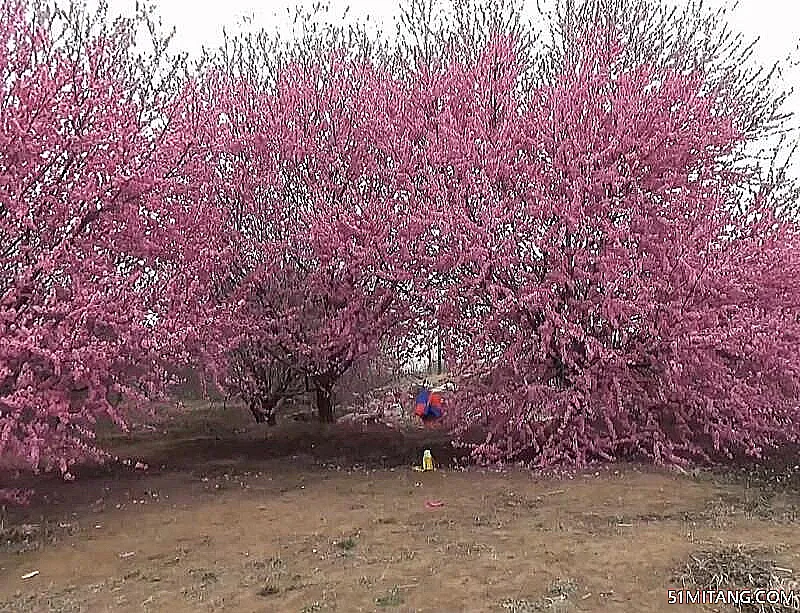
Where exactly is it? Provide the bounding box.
[676,544,800,612]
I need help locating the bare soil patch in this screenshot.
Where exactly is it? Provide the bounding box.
[1,403,799,612]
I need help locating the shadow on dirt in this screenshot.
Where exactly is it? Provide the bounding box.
[0,403,472,519]
[100,423,467,475]
[709,445,800,494]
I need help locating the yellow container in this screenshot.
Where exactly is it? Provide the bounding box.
[422,449,434,471]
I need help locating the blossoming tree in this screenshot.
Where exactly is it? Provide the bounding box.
[0,0,212,499]
[414,0,800,466]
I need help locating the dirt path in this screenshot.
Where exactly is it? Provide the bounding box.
[1,406,799,612]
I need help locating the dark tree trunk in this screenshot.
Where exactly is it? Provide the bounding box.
[315,385,335,423]
[249,401,266,423]
[437,329,443,375]
[249,397,279,425]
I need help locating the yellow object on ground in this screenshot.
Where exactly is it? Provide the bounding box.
[422,449,434,471]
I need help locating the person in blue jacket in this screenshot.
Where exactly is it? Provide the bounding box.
[414,386,442,423]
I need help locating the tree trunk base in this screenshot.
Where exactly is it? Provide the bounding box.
[316,387,335,423]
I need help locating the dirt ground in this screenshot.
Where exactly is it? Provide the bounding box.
[1,402,800,613]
